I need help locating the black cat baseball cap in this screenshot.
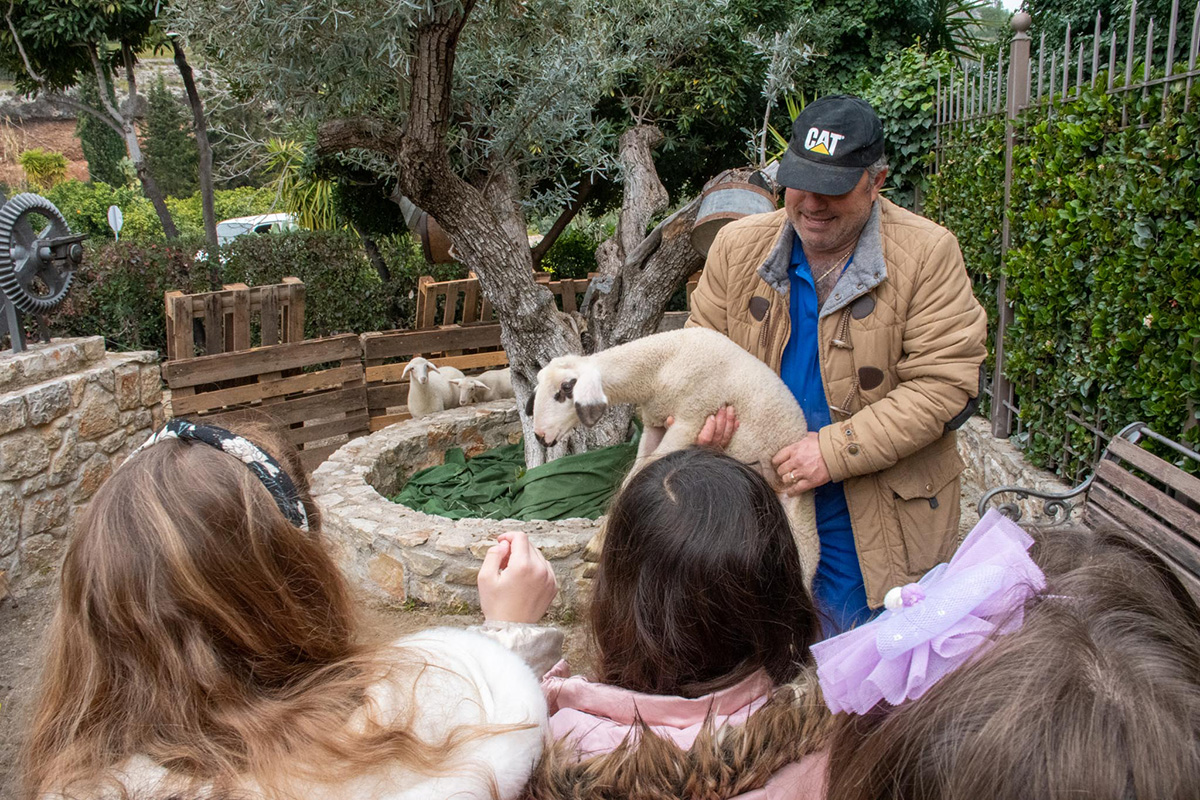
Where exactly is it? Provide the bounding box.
[776,95,884,195]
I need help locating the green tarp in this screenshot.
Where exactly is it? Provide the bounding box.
[391,437,637,521]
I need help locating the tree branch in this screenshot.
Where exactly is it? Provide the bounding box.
[5,1,45,86]
[531,174,595,269]
[316,117,404,159]
[88,47,124,124]
[43,94,125,136]
[122,41,137,101]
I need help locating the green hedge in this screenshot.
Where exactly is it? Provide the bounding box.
[930,81,1200,478]
[45,181,278,240]
[52,231,466,355]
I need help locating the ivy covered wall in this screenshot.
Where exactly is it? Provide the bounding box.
[929,84,1200,479]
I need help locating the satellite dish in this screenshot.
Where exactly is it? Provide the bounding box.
[107,204,123,240]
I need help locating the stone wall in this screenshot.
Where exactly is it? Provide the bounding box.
[956,416,1072,524]
[0,337,164,594]
[313,402,597,611]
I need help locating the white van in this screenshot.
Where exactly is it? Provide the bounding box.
[216,213,298,244]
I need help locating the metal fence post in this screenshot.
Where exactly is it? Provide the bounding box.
[993,11,1032,438]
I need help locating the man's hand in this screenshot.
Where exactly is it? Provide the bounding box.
[666,405,739,451]
[772,432,831,495]
[477,531,558,624]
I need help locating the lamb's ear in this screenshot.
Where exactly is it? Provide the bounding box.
[427,363,441,373]
[572,365,608,427]
[401,361,415,379]
[446,378,461,387]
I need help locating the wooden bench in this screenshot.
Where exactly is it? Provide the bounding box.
[979,421,1200,598]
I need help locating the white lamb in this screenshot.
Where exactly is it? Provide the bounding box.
[450,368,514,406]
[402,356,465,419]
[530,327,819,585]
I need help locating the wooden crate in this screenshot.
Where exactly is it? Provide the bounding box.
[362,324,508,431]
[163,334,368,472]
[164,278,305,360]
[414,273,593,330]
[415,271,702,332]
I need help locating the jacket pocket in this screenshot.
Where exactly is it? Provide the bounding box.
[884,437,965,575]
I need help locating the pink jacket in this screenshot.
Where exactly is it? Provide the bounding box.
[540,661,828,800]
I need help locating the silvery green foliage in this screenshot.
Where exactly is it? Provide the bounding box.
[166,0,742,221]
[745,17,817,163]
[746,19,817,110]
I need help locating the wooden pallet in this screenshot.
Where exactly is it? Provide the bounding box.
[163,334,368,472]
[164,278,305,360]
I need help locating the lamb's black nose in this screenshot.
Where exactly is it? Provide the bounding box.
[535,433,548,447]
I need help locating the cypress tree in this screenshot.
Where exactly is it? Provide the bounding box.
[75,75,127,187]
[143,75,198,198]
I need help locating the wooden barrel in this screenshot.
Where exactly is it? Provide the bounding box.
[397,195,456,264]
[413,210,455,264]
[690,178,777,257]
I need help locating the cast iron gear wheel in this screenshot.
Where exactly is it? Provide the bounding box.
[0,192,75,314]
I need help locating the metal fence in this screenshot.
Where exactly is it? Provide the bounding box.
[932,1,1200,479]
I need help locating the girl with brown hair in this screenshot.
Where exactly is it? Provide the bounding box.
[22,418,555,800]
[817,520,1200,800]
[476,446,832,800]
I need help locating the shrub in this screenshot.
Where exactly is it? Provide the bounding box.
[51,231,462,354]
[538,225,599,279]
[18,148,68,190]
[43,180,278,241]
[929,80,1200,478]
[855,44,954,209]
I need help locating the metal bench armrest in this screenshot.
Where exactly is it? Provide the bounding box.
[977,479,1093,525]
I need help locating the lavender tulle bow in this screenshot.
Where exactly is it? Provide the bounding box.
[812,509,1045,715]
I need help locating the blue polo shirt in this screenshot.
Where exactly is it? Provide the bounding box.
[780,234,873,635]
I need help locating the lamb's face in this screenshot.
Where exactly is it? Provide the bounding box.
[530,358,608,447]
[457,378,489,406]
[402,357,434,385]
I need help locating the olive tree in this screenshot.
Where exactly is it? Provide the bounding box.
[169,0,777,464]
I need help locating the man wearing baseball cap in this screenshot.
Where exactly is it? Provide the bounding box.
[687,95,987,633]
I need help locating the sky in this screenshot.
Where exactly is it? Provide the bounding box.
[1001,0,1023,9]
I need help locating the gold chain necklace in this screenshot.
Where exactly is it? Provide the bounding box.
[813,246,855,283]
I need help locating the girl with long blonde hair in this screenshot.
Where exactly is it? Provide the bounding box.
[22,418,554,800]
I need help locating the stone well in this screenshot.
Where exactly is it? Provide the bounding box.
[311,401,599,610]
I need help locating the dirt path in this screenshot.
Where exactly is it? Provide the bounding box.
[0,582,584,797]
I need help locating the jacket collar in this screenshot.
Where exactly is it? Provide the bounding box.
[756,200,888,319]
[528,673,832,800]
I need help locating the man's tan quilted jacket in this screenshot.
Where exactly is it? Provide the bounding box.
[687,199,987,607]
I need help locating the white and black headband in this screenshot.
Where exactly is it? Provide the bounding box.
[130,419,310,531]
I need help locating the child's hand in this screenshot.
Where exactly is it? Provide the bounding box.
[478,531,558,624]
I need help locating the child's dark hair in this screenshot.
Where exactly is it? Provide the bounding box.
[589,446,819,697]
[825,526,1200,800]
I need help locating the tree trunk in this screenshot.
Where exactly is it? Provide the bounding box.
[126,123,180,241]
[172,39,218,260]
[315,6,704,466]
[530,175,595,270]
[357,226,391,282]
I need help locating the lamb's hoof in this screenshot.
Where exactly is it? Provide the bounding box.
[583,529,606,563]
